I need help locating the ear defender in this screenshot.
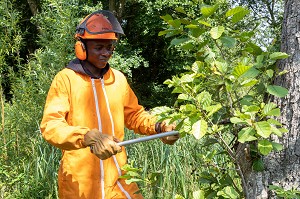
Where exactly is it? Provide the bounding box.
[75,40,87,60]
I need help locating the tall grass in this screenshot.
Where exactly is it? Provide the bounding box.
[125,129,222,199]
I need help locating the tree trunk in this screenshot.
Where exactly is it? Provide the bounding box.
[246,0,300,198]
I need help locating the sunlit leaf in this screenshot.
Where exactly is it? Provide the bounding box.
[193,190,205,199]
[230,117,246,124]
[263,103,277,115]
[269,52,289,60]
[232,65,251,78]
[267,118,282,126]
[258,139,273,155]
[241,79,258,87]
[270,126,283,137]
[238,127,257,143]
[255,121,271,138]
[180,74,194,83]
[205,103,222,117]
[196,91,212,109]
[169,19,182,28]
[225,6,246,17]
[192,119,208,139]
[217,186,239,199]
[201,5,218,17]
[232,9,250,23]
[210,26,225,39]
[178,93,190,101]
[160,14,173,22]
[198,20,212,27]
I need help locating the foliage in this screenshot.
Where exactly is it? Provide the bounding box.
[269,185,300,199]
[154,1,288,197]
[0,0,286,198]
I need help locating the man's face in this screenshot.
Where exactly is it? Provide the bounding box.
[86,39,115,69]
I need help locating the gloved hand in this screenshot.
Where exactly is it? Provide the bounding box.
[156,121,180,145]
[83,129,122,160]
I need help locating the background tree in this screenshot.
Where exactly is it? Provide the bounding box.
[246,0,300,198]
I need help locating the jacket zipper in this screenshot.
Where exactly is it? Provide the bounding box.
[92,78,131,199]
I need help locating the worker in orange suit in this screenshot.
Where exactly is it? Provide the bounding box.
[40,10,179,199]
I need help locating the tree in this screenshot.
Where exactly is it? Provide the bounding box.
[155,1,295,198]
[247,0,300,198]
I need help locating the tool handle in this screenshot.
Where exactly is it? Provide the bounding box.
[117,131,179,146]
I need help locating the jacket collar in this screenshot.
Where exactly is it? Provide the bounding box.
[66,58,110,79]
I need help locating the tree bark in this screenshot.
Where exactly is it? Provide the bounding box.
[246,0,300,198]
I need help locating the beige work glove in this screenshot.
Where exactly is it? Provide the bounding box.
[155,121,180,145]
[83,129,122,160]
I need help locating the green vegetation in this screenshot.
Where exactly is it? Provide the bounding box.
[0,0,286,198]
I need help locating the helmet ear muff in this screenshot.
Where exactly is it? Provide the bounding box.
[75,40,87,60]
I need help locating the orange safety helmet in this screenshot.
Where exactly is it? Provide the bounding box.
[75,10,124,60]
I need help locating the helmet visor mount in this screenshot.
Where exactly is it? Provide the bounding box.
[76,10,124,40]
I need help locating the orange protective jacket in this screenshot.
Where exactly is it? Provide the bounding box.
[40,59,157,199]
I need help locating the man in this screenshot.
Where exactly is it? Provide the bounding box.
[40,10,179,199]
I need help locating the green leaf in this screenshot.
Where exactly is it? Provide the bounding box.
[241,67,260,79]
[158,30,169,36]
[201,5,218,17]
[205,103,222,117]
[193,190,205,199]
[220,36,236,48]
[269,52,289,60]
[175,7,186,14]
[245,42,263,55]
[170,37,190,46]
[232,9,250,23]
[180,74,194,83]
[232,65,251,78]
[198,20,212,27]
[263,103,280,116]
[210,26,225,39]
[267,85,288,97]
[241,79,258,87]
[252,158,264,171]
[192,119,208,139]
[270,126,283,137]
[125,178,143,184]
[169,19,182,28]
[255,121,271,138]
[267,118,282,126]
[217,186,239,199]
[190,28,206,38]
[238,127,257,143]
[160,14,173,22]
[178,93,190,101]
[151,106,172,115]
[180,104,197,112]
[258,139,273,155]
[271,142,283,152]
[230,117,246,124]
[196,91,212,109]
[182,117,192,133]
[175,194,185,199]
[266,69,274,78]
[225,6,246,17]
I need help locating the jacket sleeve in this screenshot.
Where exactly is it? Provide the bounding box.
[40,73,89,150]
[123,83,157,135]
